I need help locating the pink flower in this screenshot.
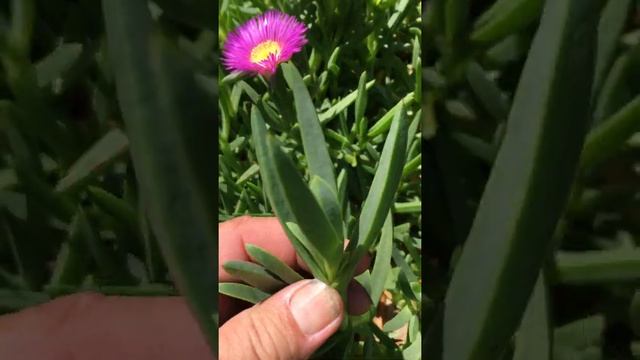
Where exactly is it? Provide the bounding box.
[222,10,308,76]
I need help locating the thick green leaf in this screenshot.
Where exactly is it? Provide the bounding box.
[484,33,531,66]
[336,168,348,216]
[6,0,34,58]
[87,186,138,233]
[250,106,334,283]
[465,61,510,122]
[593,0,632,97]
[223,260,286,292]
[49,214,91,286]
[56,129,129,192]
[220,71,247,87]
[392,246,418,283]
[407,109,422,153]
[235,163,259,186]
[554,249,640,284]
[268,67,297,128]
[219,283,270,304]
[35,43,83,87]
[284,221,336,281]
[513,273,552,360]
[474,0,510,26]
[471,0,544,45]
[443,1,601,359]
[580,95,640,170]
[309,175,344,242]
[414,57,422,107]
[103,0,217,353]
[354,106,408,262]
[593,47,640,124]
[355,71,368,139]
[451,132,497,164]
[383,306,412,332]
[245,244,304,284]
[367,92,414,138]
[263,135,342,277]
[408,314,420,343]
[445,0,471,46]
[281,62,337,193]
[326,46,341,75]
[7,126,74,221]
[388,0,412,30]
[318,80,375,124]
[402,333,422,360]
[368,212,393,304]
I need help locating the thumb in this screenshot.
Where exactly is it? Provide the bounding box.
[219,279,344,360]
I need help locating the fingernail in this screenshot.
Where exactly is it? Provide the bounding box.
[289,280,343,336]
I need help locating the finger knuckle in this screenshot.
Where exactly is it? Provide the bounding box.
[244,310,297,360]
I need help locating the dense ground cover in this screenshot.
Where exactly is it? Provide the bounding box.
[219,1,422,358]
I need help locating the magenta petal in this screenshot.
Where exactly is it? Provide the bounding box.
[222,10,308,76]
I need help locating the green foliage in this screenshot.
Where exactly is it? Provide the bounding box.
[445,0,601,358]
[0,0,218,356]
[426,0,640,359]
[219,1,421,357]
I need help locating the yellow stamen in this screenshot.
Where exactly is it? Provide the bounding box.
[250,40,281,64]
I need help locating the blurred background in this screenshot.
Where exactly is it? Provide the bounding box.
[0,0,422,356]
[0,0,217,312]
[424,0,640,358]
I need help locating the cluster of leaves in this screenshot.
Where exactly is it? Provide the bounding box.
[218,0,422,358]
[425,0,640,359]
[0,0,219,351]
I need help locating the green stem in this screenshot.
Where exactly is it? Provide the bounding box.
[580,95,640,171]
[394,200,422,213]
[9,0,35,57]
[554,249,640,284]
[2,0,34,89]
[402,154,422,177]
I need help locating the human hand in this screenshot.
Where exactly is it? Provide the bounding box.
[0,285,211,359]
[0,216,370,360]
[219,216,371,360]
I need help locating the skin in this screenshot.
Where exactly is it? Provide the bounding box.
[0,216,370,360]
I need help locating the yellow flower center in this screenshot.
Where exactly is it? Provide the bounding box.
[250,40,281,64]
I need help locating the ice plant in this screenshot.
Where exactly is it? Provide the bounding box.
[220,62,409,342]
[222,10,308,76]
